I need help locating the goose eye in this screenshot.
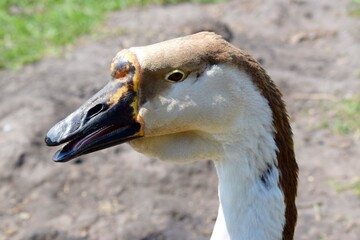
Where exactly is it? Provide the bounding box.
[165,70,187,82]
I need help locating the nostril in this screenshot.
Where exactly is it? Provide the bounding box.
[86,103,106,119]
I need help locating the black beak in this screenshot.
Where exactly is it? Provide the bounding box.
[45,52,144,162]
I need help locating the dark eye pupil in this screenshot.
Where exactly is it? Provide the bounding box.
[168,72,184,82]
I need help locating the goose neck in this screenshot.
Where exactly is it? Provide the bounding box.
[210,140,285,240]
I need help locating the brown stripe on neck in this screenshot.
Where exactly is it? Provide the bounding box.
[199,32,298,238]
[230,50,298,240]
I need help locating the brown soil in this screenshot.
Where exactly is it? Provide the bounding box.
[1,0,360,239]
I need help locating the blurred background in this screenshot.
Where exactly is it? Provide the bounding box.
[0,0,360,239]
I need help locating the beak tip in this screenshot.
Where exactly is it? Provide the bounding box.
[45,123,67,146]
[52,149,72,163]
[53,157,65,162]
[45,135,57,146]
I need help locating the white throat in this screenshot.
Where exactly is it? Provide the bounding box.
[210,140,285,240]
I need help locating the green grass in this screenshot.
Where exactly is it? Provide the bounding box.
[320,95,360,138]
[348,0,360,17]
[329,179,360,198]
[0,0,220,70]
[332,95,360,137]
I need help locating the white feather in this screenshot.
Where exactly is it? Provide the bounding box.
[130,65,285,240]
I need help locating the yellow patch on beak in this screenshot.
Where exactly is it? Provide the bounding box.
[107,50,144,136]
[107,85,129,105]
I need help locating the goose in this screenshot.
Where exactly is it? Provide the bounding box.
[45,32,298,240]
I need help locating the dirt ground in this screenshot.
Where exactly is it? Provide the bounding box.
[1,0,360,239]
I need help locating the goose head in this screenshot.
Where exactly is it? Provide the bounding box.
[45,32,298,240]
[46,32,254,163]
